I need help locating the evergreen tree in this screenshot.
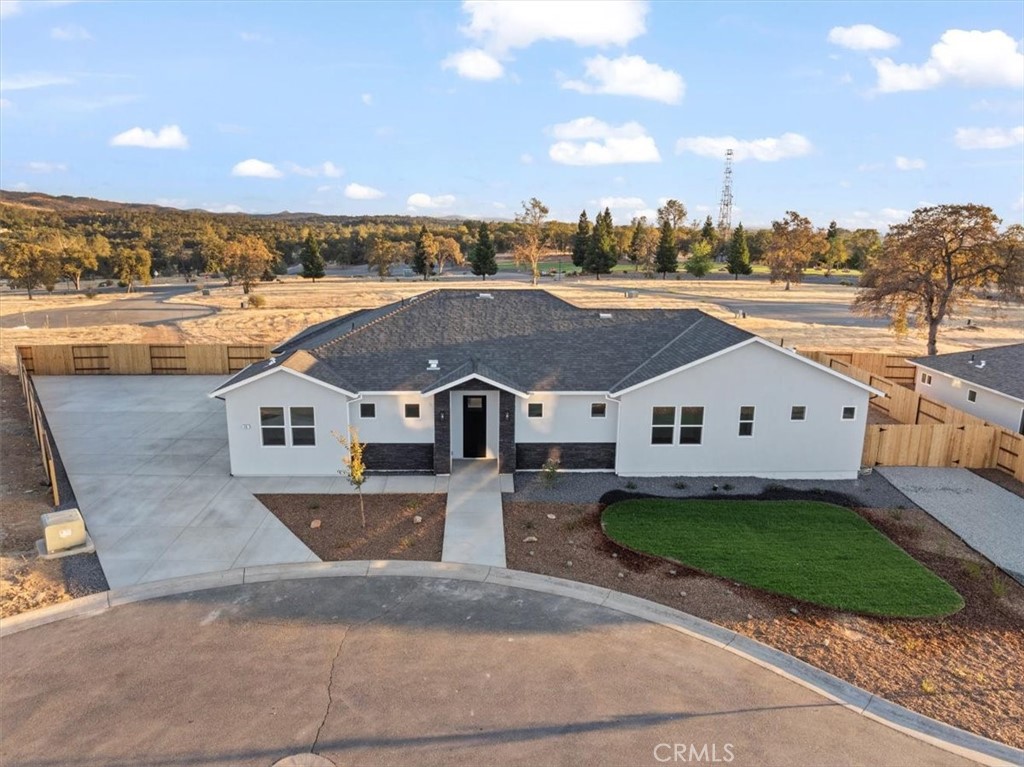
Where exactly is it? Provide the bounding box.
[684,240,714,279]
[469,222,498,280]
[628,217,646,271]
[585,207,617,279]
[726,223,752,280]
[412,225,438,279]
[700,215,717,246]
[655,219,678,278]
[571,210,591,268]
[301,232,326,282]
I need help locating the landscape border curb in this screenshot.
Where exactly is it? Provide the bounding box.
[1,560,1020,766]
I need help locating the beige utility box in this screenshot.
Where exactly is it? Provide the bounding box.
[37,508,92,557]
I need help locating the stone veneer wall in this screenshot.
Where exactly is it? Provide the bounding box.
[364,443,434,473]
[516,443,616,470]
[432,380,517,474]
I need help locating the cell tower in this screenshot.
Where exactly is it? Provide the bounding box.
[716,148,734,242]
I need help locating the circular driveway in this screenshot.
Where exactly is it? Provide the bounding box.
[0,575,981,767]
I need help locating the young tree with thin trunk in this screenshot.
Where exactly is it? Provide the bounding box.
[571,210,591,268]
[221,235,275,294]
[469,221,498,280]
[655,219,678,279]
[726,223,752,280]
[628,217,647,271]
[301,232,326,282]
[334,427,367,528]
[854,204,1020,355]
[513,197,549,285]
[366,234,398,279]
[58,232,98,290]
[765,211,826,290]
[683,240,714,279]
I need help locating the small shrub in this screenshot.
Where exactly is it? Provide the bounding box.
[83,289,98,299]
[673,481,688,490]
[248,294,267,309]
[722,483,734,491]
[307,501,321,510]
[962,560,983,580]
[920,678,937,695]
[625,480,638,490]
[541,458,560,487]
[889,508,903,521]
[524,520,535,530]
[992,575,1008,598]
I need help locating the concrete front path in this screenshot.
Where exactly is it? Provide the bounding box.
[878,467,1024,584]
[0,574,990,767]
[34,376,319,588]
[441,459,508,567]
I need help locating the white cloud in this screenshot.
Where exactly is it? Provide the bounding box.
[231,158,282,178]
[51,24,91,41]
[239,31,269,43]
[407,192,455,209]
[548,117,661,166]
[204,203,245,214]
[361,93,373,106]
[894,155,926,170]
[287,161,343,178]
[0,72,74,91]
[827,24,900,51]
[675,132,813,162]
[520,153,534,164]
[345,183,385,200]
[597,196,645,209]
[872,29,1024,93]
[954,125,1024,149]
[563,54,684,104]
[25,161,67,173]
[109,124,189,150]
[0,0,22,19]
[441,48,504,80]
[841,208,910,229]
[154,197,188,208]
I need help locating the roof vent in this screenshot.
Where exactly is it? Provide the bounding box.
[267,357,277,366]
[427,359,440,371]
[478,292,494,299]
[598,312,612,319]
[976,360,986,369]
[968,354,975,364]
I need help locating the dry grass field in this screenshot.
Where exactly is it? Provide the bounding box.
[0,291,140,318]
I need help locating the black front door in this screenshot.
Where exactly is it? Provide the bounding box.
[462,395,487,458]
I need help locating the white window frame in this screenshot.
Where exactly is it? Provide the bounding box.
[289,406,316,447]
[528,402,544,418]
[404,403,421,419]
[259,406,316,448]
[651,406,675,446]
[791,405,807,421]
[678,406,704,445]
[967,389,977,403]
[360,402,376,419]
[841,406,856,421]
[738,405,755,437]
[921,372,933,385]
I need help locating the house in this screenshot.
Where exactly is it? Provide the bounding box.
[909,343,1024,434]
[210,290,880,479]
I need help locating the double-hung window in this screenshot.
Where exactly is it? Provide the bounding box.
[260,406,316,446]
[290,407,316,446]
[738,406,755,437]
[651,407,675,444]
[260,407,286,446]
[651,406,704,445]
[679,407,704,444]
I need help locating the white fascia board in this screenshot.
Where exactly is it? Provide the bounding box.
[909,362,1024,405]
[610,338,758,396]
[209,365,356,399]
[422,373,529,399]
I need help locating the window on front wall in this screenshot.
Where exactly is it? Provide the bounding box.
[528,403,543,418]
[842,406,856,420]
[360,402,376,419]
[651,406,675,444]
[679,407,704,445]
[404,403,421,419]
[290,407,316,446]
[921,373,932,385]
[591,402,607,418]
[738,405,754,437]
[791,405,806,421]
[967,389,977,403]
[260,407,286,446]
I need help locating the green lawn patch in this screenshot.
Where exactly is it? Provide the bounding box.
[602,499,963,617]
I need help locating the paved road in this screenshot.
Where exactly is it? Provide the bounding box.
[0,576,979,767]
[0,285,216,329]
[878,467,1024,584]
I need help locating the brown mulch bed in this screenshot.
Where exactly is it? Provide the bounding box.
[503,500,1024,749]
[258,493,446,561]
[971,468,1024,500]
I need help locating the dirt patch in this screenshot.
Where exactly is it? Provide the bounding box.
[0,373,72,617]
[258,493,446,561]
[972,468,1024,500]
[503,499,1024,749]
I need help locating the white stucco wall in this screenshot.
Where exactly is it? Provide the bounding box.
[515,393,619,443]
[349,393,435,443]
[915,369,1024,433]
[614,342,871,479]
[449,390,500,459]
[221,369,351,476]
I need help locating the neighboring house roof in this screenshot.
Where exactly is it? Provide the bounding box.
[212,289,872,397]
[909,343,1024,402]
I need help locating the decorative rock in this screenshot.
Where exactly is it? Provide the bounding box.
[529,550,535,556]
[412,515,423,524]
[523,535,538,543]
[679,591,686,597]
[668,569,677,575]
[823,638,831,647]
[611,553,618,558]
[565,560,573,567]
[746,613,754,620]
[546,513,557,520]
[789,607,799,615]
[618,572,625,578]
[310,519,321,529]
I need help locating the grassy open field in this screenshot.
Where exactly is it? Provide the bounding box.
[0,291,140,318]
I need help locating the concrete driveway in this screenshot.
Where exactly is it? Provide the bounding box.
[878,467,1024,584]
[0,575,985,767]
[34,376,318,587]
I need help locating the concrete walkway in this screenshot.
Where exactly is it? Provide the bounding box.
[879,467,1024,584]
[0,572,999,767]
[441,459,508,567]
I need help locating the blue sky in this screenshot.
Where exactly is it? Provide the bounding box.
[1,0,1022,229]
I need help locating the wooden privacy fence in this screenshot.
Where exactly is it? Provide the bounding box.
[800,349,1024,481]
[17,343,271,376]
[16,351,60,506]
[799,350,917,388]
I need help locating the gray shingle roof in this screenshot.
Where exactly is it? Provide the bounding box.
[910,343,1024,401]
[218,290,753,395]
